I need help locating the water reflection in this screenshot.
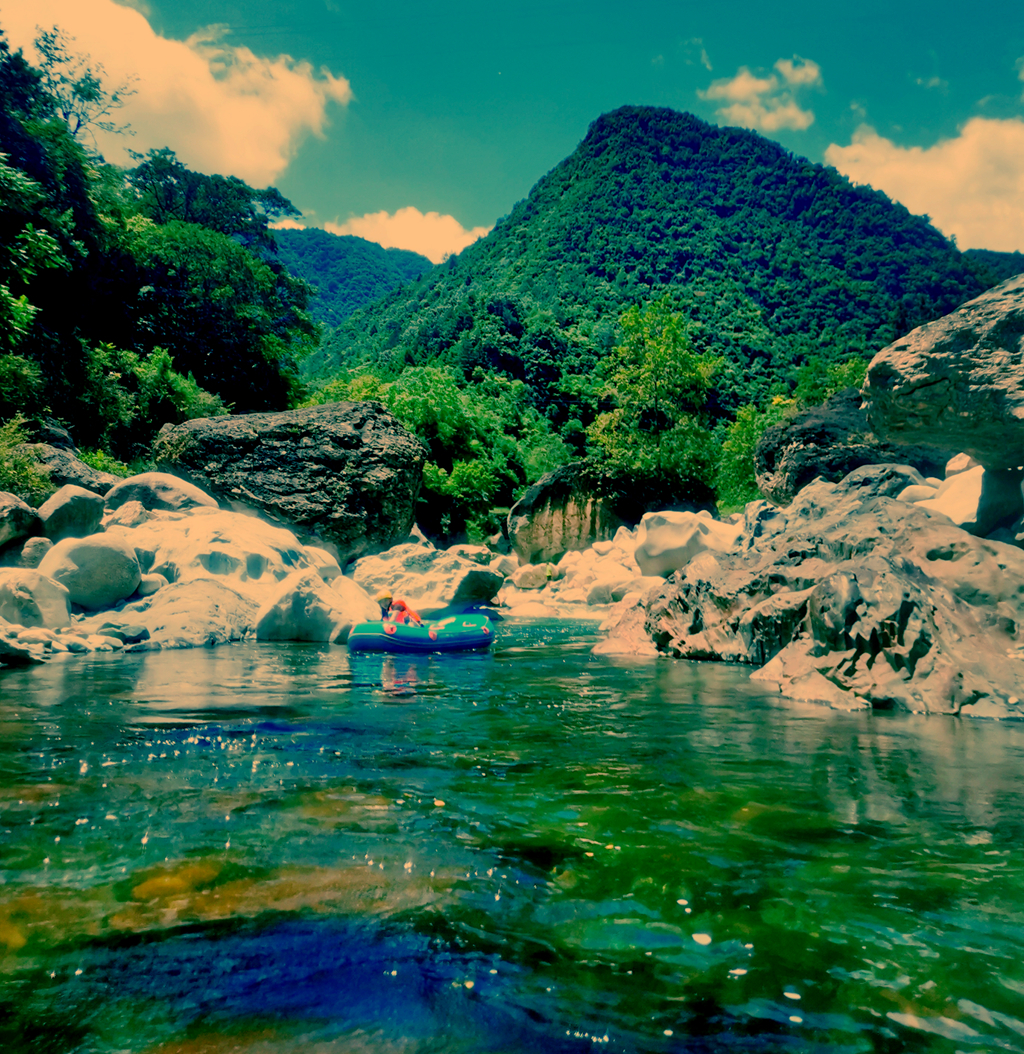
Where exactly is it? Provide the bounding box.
[1,620,1024,1052]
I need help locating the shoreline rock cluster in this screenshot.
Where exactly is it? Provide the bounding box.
[5,276,1024,722]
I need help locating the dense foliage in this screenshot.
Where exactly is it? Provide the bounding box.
[963,249,1024,287]
[0,29,314,460]
[305,367,572,539]
[273,227,432,327]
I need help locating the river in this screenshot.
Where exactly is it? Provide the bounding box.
[2,618,1023,1053]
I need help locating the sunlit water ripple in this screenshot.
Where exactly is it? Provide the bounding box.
[1,618,1023,1053]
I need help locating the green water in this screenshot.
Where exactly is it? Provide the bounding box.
[1,618,1023,1053]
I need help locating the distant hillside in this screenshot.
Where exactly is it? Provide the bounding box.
[273,228,433,327]
[964,248,1024,287]
[309,106,987,420]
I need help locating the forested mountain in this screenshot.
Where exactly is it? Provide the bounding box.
[272,228,432,327]
[310,106,986,420]
[964,249,1024,286]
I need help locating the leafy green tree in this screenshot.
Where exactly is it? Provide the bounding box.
[715,397,797,512]
[604,294,722,426]
[128,148,300,250]
[79,342,226,456]
[32,26,135,143]
[127,218,314,411]
[584,296,722,515]
[793,355,868,406]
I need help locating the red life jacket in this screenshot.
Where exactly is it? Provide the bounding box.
[389,599,421,624]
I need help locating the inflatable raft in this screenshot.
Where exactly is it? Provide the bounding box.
[347,614,495,654]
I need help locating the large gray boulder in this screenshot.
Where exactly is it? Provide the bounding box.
[38,485,104,541]
[153,402,426,564]
[507,463,623,564]
[863,273,1024,470]
[104,472,219,513]
[20,444,120,495]
[0,568,71,628]
[0,491,40,548]
[754,388,953,504]
[37,532,141,610]
[604,468,1024,717]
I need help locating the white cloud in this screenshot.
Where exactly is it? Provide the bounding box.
[825,119,1024,250]
[1,0,352,185]
[699,55,820,132]
[915,75,948,91]
[775,56,821,87]
[268,217,307,231]
[325,208,490,263]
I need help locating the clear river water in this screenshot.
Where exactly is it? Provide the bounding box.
[2,618,1023,1054]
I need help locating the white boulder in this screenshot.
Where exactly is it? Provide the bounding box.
[116,579,258,648]
[634,510,742,577]
[255,570,377,643]
[104,472,219,513]
[123,509,338,602]
[0,568,71,628]
[37,533,141,610]
[945,452,981,477]
[38,485,104,541]
[510,563,554,590]
[351,543,504,613]
[912,465,1023,536]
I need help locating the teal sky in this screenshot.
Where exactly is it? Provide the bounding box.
[5,1,1024,255]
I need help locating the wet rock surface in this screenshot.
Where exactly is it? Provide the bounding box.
[153,401,426,563]
[605,470,1024,717]
[863,273,1024,470]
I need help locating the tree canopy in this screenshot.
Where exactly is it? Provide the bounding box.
[0,28,314,458]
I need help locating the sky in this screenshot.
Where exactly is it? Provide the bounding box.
[2,0,1024,262]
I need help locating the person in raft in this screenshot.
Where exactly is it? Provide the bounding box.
[374,590,423,626]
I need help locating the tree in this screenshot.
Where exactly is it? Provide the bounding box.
[127,218,314,411]
[128,149,300,250]
[584,295,724,515]
[32,26,136,144]
[604,294,722,427]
